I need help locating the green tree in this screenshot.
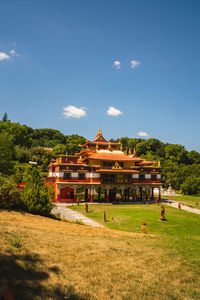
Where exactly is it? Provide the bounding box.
[53,144,67,155]
[66,134,86,154]
[2,112,8,122]
[23,167,53,216]
[0,176,22,209]
[188,150,200,164]
[165,144,188,164]
[30,128,66,147]
[14,146,30,163]
[136,141,147,156]
[0,132,14,174]
[0,121,32,147]
[144,138,165,157]
[181,176,200,195]
[41,151,56,172]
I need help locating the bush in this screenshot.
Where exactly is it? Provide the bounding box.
[181,176,200,195]
[23,167,53,216]
[0,176,22,209]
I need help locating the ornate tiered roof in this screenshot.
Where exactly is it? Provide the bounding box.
[88,150,142,162]
[78,130,155,166]
[80,129,120,149]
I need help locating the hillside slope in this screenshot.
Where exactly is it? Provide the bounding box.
[0,210,199,300]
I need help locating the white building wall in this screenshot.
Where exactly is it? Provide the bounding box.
[145,174,151,179]
[71,172,78,178]
[86,172,100,178]
[132,174,139,179]
[55,172,64,178]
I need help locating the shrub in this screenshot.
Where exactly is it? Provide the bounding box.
[23,167,53,216]
[181,176,200,195]
[0,176,22,209]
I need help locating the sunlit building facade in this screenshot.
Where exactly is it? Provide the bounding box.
[46,130,162,203]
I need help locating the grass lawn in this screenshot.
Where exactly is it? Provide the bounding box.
[1,207,200,299]
[163,194,200,208]
[71,203,200,234]
[71,203,200,259]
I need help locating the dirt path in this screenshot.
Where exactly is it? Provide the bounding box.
[52,204,105,227]
[161,199,200,215]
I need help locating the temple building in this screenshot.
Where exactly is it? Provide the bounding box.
[46,130,162,203]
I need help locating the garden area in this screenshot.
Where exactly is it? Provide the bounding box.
[71,203,200,261]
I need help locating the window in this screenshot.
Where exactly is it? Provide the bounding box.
[102,174,116,183]
[64,173,71,180]
[139,174,145,181]
[151,174,157,181]
[116,174,123,183]
[124,174,132,183]
[78,173,86,180]
[103,162,113,167]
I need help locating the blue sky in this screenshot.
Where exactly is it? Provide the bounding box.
[0,0,200,151]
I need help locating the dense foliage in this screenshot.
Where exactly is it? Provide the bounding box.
[0,175,22,209]
[0,114,200,195]
[114,138,200,195]
[23,167,54,215]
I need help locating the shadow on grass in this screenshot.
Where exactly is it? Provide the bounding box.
[0,252,90,300]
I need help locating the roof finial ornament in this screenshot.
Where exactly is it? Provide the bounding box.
[158,160,161,167]
[120,142,123,151]
[96,143,99,150]
[133,148,136,155]
[108,141,111,151]
[96,129,102,137]
[129,148,132,155]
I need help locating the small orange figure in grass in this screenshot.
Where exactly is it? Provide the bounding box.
[160,205,166,221]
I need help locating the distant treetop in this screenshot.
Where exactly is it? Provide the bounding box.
[2,112,9,122]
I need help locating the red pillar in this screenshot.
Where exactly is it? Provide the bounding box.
[56,184,60,202]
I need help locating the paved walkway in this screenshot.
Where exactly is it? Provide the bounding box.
[161,199,200,215]
[52,204,105,228]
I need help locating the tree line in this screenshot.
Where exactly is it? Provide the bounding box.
[0,114,200,198]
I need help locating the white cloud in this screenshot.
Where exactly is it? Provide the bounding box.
[107,106,123,116]
[130,60,141,69]
[137,131,149,137]
[10,49,17,55]
[63,105,86,118]
[0,52,10,61]
[113,60,121,69]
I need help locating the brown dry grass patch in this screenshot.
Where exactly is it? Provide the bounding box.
[0,210,199,300]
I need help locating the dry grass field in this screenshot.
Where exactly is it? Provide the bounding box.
[0,210,200,300]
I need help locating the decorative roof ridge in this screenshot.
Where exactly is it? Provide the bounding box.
[96,149,124,154]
